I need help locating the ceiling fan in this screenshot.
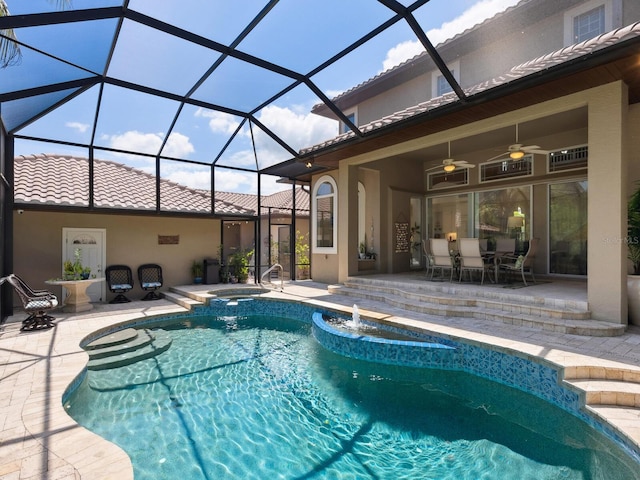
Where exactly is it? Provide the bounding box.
[487,124,548,161]
[425,141,476,173]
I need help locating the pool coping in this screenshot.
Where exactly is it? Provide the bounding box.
[2,284,640,479]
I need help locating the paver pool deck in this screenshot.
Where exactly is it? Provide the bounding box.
[1,279,639,479]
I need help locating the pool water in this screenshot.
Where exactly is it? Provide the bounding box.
[65,314,640,480]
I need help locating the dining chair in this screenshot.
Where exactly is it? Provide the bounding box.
[422,240,434,278]
[458,238,492,284]
[429,238,455,282]
[499,238,540,286]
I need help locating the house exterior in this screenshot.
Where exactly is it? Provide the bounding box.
[11,154,309,303]
[302,0,640,324]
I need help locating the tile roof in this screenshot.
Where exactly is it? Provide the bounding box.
[302,21,640,155]
[216,187,310,215]
[13,154,307,216]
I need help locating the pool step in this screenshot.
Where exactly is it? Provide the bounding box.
[563,366,640,451]
[330,277,625,337]
[568,379,640,407]
[163,289,207,309]
[86,328,172,370]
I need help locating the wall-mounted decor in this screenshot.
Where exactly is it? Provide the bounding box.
[394,222,409,253]
[158,235,180,245]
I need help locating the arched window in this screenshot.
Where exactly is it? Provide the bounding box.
[312,175,338,254]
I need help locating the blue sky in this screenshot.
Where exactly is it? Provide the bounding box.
[8,0,520,195]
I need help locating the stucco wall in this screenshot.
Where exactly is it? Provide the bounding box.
[13,211,222,303]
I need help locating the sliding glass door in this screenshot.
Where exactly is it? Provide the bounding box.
[549,181,587,275]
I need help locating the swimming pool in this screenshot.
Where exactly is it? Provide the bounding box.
[64,299,640,479]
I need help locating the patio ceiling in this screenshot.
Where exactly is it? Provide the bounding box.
[1,1,640,190]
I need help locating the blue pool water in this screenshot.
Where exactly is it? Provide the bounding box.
[65,312,640,479]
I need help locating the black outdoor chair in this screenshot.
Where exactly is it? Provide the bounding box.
[138,263,163,300]
[105,265,134,303]
[1,274,58,331]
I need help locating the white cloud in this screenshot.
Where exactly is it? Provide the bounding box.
[164,168,211,191]
[195,108,241,135]
[214,169,256,192]
[105,130,195,158]
[163,132,195,158]
[65,121,90,133]
[381,0,521,71]
[254,104,337,154]
[382,40,426,72]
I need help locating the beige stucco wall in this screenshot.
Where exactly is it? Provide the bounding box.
[312,80,635,322]
[13,211,222,303]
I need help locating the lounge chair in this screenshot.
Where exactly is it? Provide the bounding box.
[138,264,163,301]
[499,238,540,286]
[105,265,134,303]
[1,274,58,331]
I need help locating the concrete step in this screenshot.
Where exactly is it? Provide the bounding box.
[563,365,640,384]
[87,329,172,371]
[86,329,154,360]
[329,279,625,337]
[163,290,206,309]
[567,379,640,407]
[84,328,138,350]
[586,405,640,451]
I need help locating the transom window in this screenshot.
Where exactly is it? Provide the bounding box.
[480,156,533,182]
[548,146,588,172]
[312,175,338,254]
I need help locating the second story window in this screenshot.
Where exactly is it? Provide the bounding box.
[431,60,460,99]
[574,5,605,43]
[436,74,453,96]
[341,112,356,134]
[564,0,618,47]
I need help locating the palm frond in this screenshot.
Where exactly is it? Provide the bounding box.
[0,1,21,68]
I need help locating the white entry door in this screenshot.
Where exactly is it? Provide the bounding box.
[62,228,106,302]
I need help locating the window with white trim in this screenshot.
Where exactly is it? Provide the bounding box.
[340,111,356,134]
[312,175,338,253]
[563,0,619,46]
[431,60,460,98]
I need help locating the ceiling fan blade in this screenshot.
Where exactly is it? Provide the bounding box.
[486,152,508,162]
[522,145,541,151]
[425,165,443,172]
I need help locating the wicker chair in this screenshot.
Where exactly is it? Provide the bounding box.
[1,274,58,331]
[137,264,163,301]
[105,265,134,303]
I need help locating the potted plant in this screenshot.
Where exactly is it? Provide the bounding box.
[628,183,640,325]
[229,249,254,283]
[359,241,366,259]
[295,231,310,279]
[63,260,75,280]
[191,260,203,284]
[81,266,91,280]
